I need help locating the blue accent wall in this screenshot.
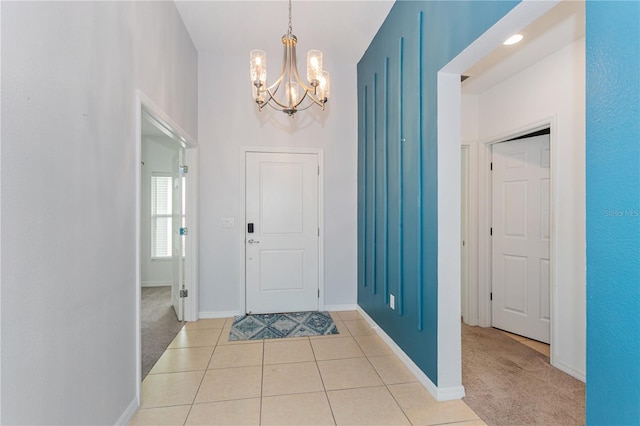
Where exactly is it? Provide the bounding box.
[357,0,518,385]
[586,2,640,424]
[358,0,640,418]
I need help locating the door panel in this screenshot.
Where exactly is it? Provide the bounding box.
[260,250,305,291]
[492,134,550,343]
[540,178,551,239]
[504,181,527,236]
[503,254,527,314]
[246,152,319,314]
[261,163,304,234]
[172,147,185,321]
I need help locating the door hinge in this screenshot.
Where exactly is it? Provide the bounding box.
[180,227,189,236]
[318,166,320,175]
[318,228,320,237]
[490,227,493,236]
[318,289,320,298]
[180,165,189,174]
[490,162,493,171]
[180,289,189,298]
[490,292,493,301]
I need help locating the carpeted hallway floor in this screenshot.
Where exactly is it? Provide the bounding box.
[462,323,585,425]
[141,287,184,379]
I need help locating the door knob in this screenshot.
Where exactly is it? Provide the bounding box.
[247,239,260,244]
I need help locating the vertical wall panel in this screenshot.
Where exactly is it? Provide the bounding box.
[372,74,377,295]
[357,1,520,386]
[417,11,425,331]
[397,36,405,316]
[361,86,368,288]
[384,57,390,304]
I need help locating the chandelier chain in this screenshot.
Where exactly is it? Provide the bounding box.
[288,0,293,36]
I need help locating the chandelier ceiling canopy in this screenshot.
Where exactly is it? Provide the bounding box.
[249,0,330,117]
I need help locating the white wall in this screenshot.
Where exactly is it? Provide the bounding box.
[197,53,358,315]
[1,2,197,423]
[462,38,586,380]
[141,136,179,287]
[461,95,480,143]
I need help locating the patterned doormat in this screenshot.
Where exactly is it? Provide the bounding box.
[229,311,339,341]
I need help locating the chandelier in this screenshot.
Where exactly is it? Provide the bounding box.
[249,0,330,117]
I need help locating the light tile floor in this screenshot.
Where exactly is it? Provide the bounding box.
[130,311,486,426]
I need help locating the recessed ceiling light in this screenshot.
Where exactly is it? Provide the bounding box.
[503,34,524,46]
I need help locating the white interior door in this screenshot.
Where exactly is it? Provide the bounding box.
[492,134,550,343]
[245,152,319,314]
[172,147,186,321]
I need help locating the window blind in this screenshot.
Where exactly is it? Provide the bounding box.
[151,174,173,258]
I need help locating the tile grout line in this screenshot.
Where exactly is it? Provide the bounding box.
[384,382,414,425]
[259,339,265,426]
[182,318,229,425]
[351,315,414,426]
[434,420,485,426]
[330,312,413,424]
[309,333,338,426]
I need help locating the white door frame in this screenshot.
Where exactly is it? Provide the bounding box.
[240,146,324,315]
[437,0,560,394]
[486,129,552,342]
[460,142,479,326]
[135,90,199,404]
[477,119,556,334]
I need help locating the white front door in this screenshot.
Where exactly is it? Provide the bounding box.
[245,152,319,314]
[492,134,550,343]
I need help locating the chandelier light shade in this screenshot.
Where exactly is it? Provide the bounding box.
[306,50,323,84]
[249,0,330,117]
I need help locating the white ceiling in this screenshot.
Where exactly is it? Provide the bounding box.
[173,0,585,95]
[174,1,395,64]
[462,0,585,94]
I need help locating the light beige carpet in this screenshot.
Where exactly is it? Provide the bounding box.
[141,287,184,379]
[462,323,585,425]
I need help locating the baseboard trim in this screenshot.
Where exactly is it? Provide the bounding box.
[356,306,465,401]
[323,304,358,312]
[115,397,138,425]
[435,384,466,400]
[552,359,586,383]
[463,318,479,327]
[199,310,242,319]
[198,307,358,318]
[141,281,171,288]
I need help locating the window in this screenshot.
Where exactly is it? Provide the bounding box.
[151,174,173,258]
[151,173,187,259]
